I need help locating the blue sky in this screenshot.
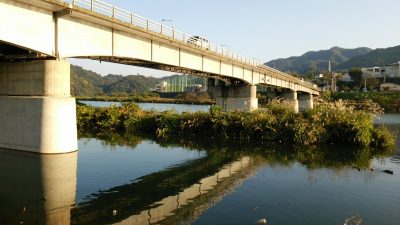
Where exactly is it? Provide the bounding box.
[70,0,400,77]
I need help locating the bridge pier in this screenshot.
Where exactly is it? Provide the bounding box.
[279,90,299,113]
[298,93,314,111]
[0,60,77,154]
[208,79,258,112]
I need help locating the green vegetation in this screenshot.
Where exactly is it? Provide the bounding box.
[77,101,394,150]
[329,92,400,112]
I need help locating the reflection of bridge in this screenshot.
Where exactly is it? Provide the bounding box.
[71,154,263,225]
[0,147,264,225]
[113,157,255,225]
[0,0,319,153]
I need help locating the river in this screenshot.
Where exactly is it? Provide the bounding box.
[0,104,399,225]
[79,100,210,113]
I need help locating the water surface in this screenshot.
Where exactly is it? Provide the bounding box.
[80,100,210,113]
[1,112,400,225]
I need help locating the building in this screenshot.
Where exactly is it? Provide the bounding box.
[384,61,400,78]
[154,81,168,92]
[361,61,400,78]
[341,73,353,82]
[362,67,384,78]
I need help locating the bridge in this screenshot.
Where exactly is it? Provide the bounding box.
[0,0,320,153]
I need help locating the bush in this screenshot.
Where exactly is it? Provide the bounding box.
[76,101,395,149]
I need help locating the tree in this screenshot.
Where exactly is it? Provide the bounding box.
[348,68,363,86]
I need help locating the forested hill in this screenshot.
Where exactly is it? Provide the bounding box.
[70,65,161,96]
[337,45,400,70]
[265,47,372,74]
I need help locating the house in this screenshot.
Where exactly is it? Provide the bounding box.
[362,67,384,78]
[361,61,400,78]
[384,61,400,78]
[341,73,353,82]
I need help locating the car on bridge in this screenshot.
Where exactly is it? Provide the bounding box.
[187,36,209,49]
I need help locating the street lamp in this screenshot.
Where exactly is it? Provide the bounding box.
[161,19,174,37]
[161,19,174,29]
[220,44,230,55]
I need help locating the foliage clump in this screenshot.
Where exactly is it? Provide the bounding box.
[77,100,394,150]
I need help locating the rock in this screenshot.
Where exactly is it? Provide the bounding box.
[382,169,394,175]
[257,218,267,224]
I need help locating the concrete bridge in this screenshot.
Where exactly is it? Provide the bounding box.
[0,0,320,153]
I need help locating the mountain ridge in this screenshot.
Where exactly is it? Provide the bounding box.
[265,46,372,74]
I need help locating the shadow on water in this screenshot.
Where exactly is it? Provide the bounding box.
[0,130,395,225]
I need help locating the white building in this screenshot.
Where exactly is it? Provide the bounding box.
[362,67,384,78]
[155,81,168,92]
[384,61,400,78]
[341,73,353,82]
[361,61,400,78]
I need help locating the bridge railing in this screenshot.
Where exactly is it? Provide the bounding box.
[69,0,260,66]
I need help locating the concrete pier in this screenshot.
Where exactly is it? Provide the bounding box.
[0,60,77,154]
[208,79,258,112]
[280,90,299,113]
[298,93,314,111]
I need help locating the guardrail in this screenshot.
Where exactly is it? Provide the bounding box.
[69,0,259,65]
[67,0,318,92]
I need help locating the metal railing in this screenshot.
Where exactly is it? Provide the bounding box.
[69,0,259,65]
[67,0,317,91]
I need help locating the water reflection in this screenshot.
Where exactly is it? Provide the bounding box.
[1,131,397,225]
[0,148,77,225]
[72,133,396,225]
[72,146,263,225]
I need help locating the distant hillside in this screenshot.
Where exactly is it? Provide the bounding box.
[70,65,162,96]
[70,66,105,96]
[265,47,372,74]
[103,75,160,94]
[337,45,400,70]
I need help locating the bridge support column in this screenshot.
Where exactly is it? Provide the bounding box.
[298,93,314,111]
[280,90,299,113]
[208,79,258,112]
[0,60,77,154]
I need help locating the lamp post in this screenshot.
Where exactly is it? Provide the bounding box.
[220,44,230,55]
[161,19,174,37]
[161,19,174,28]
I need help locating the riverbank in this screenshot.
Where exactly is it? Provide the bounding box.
[76,92,214,105]
[329,92,400,112]
[77,101,395,150]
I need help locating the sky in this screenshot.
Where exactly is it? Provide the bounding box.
[69,0,400,77]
